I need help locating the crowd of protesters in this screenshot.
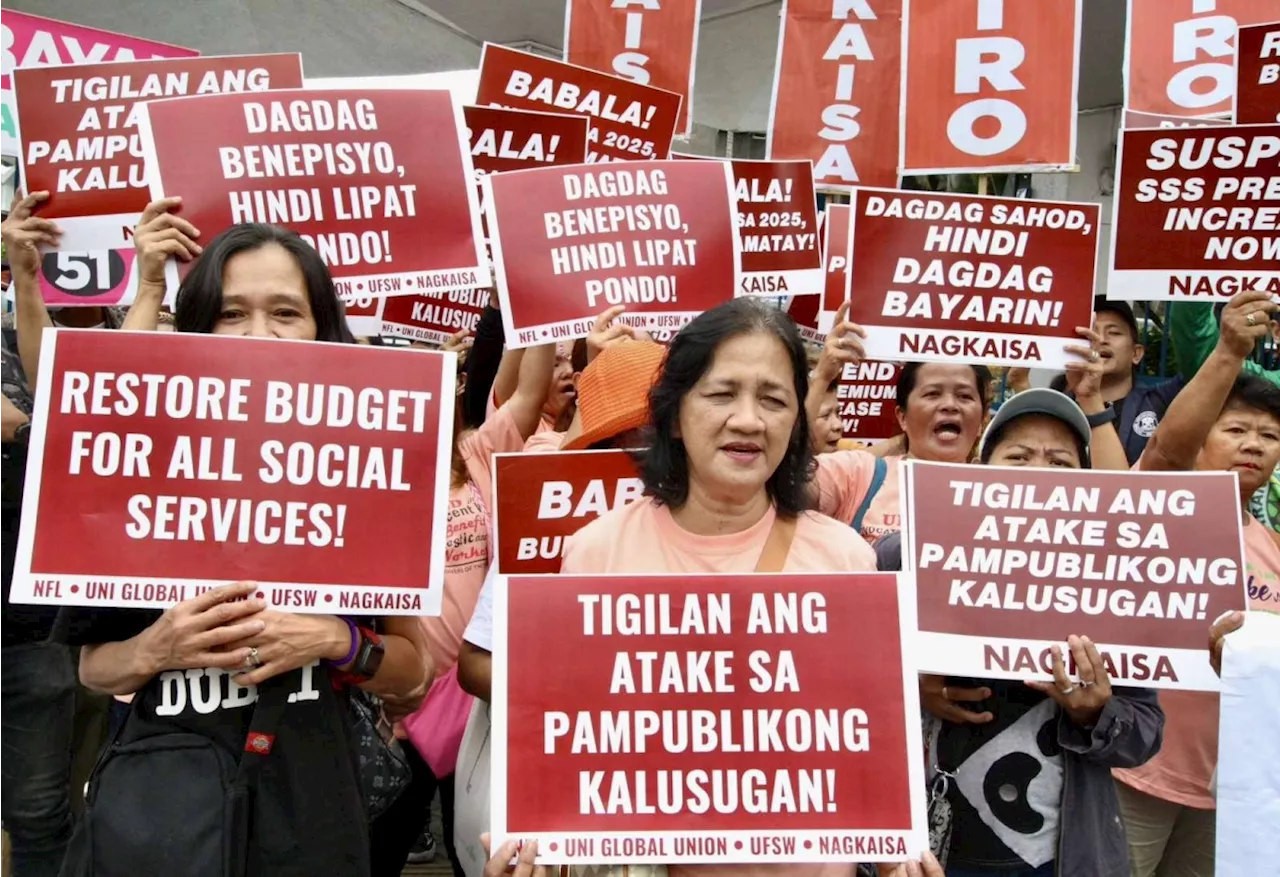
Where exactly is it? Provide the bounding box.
[2,181,1277,877]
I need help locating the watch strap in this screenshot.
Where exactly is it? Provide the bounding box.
[1086,405,1117,428]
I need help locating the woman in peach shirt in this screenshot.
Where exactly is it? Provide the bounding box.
[561,298,879,877]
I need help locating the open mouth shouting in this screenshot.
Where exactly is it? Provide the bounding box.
[931,416,965,447]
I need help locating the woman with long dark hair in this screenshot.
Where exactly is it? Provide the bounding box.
[53,199,433,877]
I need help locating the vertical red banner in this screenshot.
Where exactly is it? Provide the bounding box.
[766,0,903,190]
[818,203,852,332]
[900,0,1081,174]
[564,0,701,137]
[1125,0,1280,118]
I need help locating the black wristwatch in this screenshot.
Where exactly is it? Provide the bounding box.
[1086,405,1117,429]
[348,627,386,682]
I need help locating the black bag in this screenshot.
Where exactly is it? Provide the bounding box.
[349,688,412,820]
[58,685,288,877]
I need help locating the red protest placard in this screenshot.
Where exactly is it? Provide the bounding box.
[767,0,902,190]
[564,0,701,137]
[1108,124,1280,301]
[673,154,823,297]
[818,203,851,333]
[1235,21,1280,124]
[137,85,488,302]
[900,0,1080,174]
[476,43,682,163]
[1,11,199,157]
[1125,0,1279,119]
[485,160,740,348]
[837,361,903,444]
[1122,110,1232,129]
[901,461,1248,691]
[11,330,455,615]
[493,450,643,574]
[465,105,590,174]
[492,572,927,864]
[378,289,491,344]
[787,292,826,346]
[846,187,1099,368]
[13,53,302,306]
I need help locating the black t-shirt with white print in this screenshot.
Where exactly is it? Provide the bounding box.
[55,606,371,877]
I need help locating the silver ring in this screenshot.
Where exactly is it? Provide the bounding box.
[1059,684,1076,696]
[245,647,262,670]
[942,686,950,700]
[1080,680,1096,688]
[1089,350,1099,363]
[1248,312,1258,326]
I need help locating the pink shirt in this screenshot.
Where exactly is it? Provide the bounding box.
[813,451,904,543]
[1113,516,1280,809]
[562,498,874,877]
[419,406,524,672]
[523,429,565,453]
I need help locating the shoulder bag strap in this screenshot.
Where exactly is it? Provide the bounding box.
[851,456,889,535]
[755,511,798,573]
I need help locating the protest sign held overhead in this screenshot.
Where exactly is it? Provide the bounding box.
[818,203,851,334]
[674,155,823,297]
[485,160,740,347]
[1,10,198,158]
[1235,21,1280,123]
[787,291,825,345]
[564,0,701,137]
[766,0,902,189]
[491,572,927,864]
[476,43,682,163]
[493,450,643,575]
[1108,124,1280,301]
[378,288,491,344]
[137,85,489,302]
[11,330,456,615]
[1124,0,1280,119]
[14,53,300,305]
[837,361,903,444]
[900,0,1081,174]
[901,461,1248,691]
[845,188,1099,368]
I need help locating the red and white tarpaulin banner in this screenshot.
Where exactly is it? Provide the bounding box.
[492,572,928,864]
[377,289,492,344]
[1124,0,1280,119]
[900,0,1081,174]
[564,0,701,137]
[11,330,456,615]
[766,0,903,190]
[837,361,903,445]
[901,460,1249,691]
[137,84,489,304]
[476,43,682,163]
[1,11,199,157]
[674,155,823,297]
[1235,20,1280,124]
[846,188,1099,368]
[817,203,852,334]
[14,53,301,306]
[1108,124,1280,301]
[493,449,643,575]
[485,160,740,348]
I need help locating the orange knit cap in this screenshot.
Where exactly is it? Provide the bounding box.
[563,340,667,450]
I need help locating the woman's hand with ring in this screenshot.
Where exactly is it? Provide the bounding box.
[1026,635,1113,727]
[135,582,266,675]
[225,611,352,687]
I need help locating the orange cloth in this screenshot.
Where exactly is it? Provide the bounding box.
[814,451,905,542]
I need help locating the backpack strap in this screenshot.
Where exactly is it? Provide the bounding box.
[851,456,889,536]
[236,677,293,784]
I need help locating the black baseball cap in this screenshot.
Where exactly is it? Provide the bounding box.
[1094,297,1139,341]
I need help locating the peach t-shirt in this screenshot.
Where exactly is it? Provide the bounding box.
[813,451,904,543]
[562,499,875,877]
[1113,516,1280,809]
[420,405,524,672]
[523,429,565,453]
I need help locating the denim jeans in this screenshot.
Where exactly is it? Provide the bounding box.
[1,641,76,877]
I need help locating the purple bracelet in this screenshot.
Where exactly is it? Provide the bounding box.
[325,617,360,667]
